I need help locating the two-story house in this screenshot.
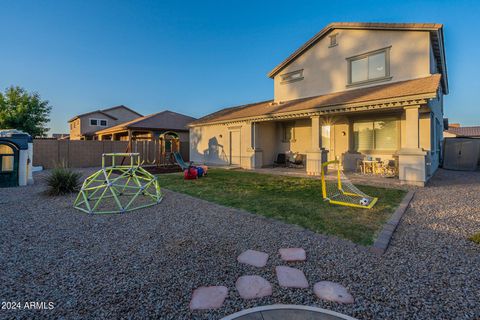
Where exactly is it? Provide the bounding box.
[189,22,448,186]
[68,105,142,140]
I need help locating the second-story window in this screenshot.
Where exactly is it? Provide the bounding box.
[90,119,98,126]
[280,69,304,84]
[347,47,390,86]
[100,120,108,127]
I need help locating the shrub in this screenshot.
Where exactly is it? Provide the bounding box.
[46,167,81,196]
[469,232,480,245]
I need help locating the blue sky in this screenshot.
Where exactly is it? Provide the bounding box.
[1,0,479,134]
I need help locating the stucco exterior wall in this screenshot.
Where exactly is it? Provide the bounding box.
[275,119,312,156]
[190,123,254,167]
[255,121,276,166]
[69,119,82,140]
[427,89,444,173]
[399,109,434,152]
[69,108,141,140]
[273,29,431,102]
[80,112,115,137]
[190,124,230,165]
[103,108,140,122]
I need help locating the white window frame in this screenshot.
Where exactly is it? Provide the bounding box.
[89,118,108,127]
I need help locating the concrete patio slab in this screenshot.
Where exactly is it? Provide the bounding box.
[235,275,272,299]
[237,249,269,267]
[313,281,354,304]
[190,286,228,310]
[275,266,309,288]
[279,248,306,262]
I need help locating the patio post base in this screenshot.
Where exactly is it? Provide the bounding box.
[306,150,328,176]
[398,148,427,186]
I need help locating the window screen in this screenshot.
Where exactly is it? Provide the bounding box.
[349,48,389,84]
[354,119,397,151]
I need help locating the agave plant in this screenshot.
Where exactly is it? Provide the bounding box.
[46,167,81,196]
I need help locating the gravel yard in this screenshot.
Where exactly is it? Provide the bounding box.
[0,168,479,319]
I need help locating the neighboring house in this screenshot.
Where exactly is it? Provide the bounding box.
[444,124,480,138]
[68,105,142,140]
[51,133,69,140]
[189,22,448,186]
[94,110,196,143]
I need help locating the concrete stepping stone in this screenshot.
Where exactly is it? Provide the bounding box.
[275,266,309,288]
[237,249,268,267]
[279,248,306,262]
[313,281,354,304]
[189,286,228,310]
[235,275,272,299]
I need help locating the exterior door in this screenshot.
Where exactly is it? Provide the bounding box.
[321,125,331,159]
[0,143,19,188]
[458,140,480,170]
[229,130,241,165]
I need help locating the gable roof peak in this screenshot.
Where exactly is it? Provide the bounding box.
[267,22,447,93]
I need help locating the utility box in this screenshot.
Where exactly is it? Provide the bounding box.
[0,129,33,187]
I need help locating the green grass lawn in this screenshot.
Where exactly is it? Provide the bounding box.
[156,169,406,245]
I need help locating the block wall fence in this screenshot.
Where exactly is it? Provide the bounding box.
[33,139,189,169]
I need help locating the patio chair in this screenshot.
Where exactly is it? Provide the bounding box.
[380,160,397,177]
[356,158,364,174]
[288,153,305,168]
[273,153,287,167]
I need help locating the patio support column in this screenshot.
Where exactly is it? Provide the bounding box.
[127,129,133,153]
[310,116,321,151]
[245,121,263,169]
[306,115,326,176]
[398,105,427,186]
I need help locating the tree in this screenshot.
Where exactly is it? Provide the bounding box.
[0,86,52,137]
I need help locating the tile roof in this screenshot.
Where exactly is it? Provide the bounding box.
[68,105,142,122]
[95,110,196,134]
[446,126,480,137]
[267,22,448,93]
[191,75,441,126]
[68,110,118,122]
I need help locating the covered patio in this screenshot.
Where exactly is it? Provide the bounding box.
[190,75,443,186]
[246,166,409,190]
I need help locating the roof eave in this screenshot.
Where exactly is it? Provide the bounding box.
[436,27,449,94]
[189,91,438,127]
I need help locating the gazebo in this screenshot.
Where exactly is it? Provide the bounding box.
[94,110,195,166]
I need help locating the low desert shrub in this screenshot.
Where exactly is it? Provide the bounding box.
[46,167,81,196]
[469,232,480,245]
